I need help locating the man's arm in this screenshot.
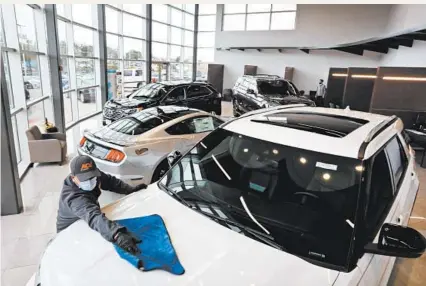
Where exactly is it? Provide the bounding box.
[66,193,124,241]
[99,171,143,195]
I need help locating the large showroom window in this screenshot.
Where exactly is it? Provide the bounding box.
[57,4,103,125]
[197,4,216,80]
[152,4,194,81]
[105,4,147,97]
[223,4,297,31]
[0,4,54,170]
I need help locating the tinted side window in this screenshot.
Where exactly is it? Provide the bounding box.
[385,137,408,189]
[187,85,211,98]
[124,70,132,77]
[365,150,394,238]
[165,87,185,101]
[108,117,163,135]
[166,116,222,135]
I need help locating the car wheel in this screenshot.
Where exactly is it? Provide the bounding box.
[79,93,86,103]
[233,100,240,117]
[151,160,170,183]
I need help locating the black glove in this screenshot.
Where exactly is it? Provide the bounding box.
[133,183,147,192]
[114,230,142,255]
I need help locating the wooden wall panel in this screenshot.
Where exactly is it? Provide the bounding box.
[207,64,225,93]
[284,67,294,81]
[370,67,426,128]
[325,68,348,107]
[244,65,257,75]
[342,68,377,112]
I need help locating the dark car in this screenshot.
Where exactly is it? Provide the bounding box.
[230,75,315,117]
[102,81,222,125]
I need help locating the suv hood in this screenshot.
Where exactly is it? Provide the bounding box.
[40,185,339,286]
[108,97,157,108]
[266,95,314,106]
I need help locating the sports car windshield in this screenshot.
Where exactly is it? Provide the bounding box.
[160,128,362,269]
[129,83,170,100]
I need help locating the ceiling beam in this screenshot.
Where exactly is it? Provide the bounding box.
[278,49,284,53]
[333,47,364,56]
[360,44,388,54]
[391,36,414,47]
[237,48,245,51]
[406,32,426,41]
[373,39,399,49]
[300,49,310,54]
[256,49,262,52]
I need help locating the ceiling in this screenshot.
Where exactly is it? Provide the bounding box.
[216,28,426,56]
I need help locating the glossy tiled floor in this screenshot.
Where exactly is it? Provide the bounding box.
[1,102,425,285]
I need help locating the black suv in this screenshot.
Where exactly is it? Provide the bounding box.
[230,75,315,117]
[103,81,222,125]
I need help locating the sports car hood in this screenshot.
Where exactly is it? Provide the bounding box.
[39,185,339,286]
[86,127,140,147]
[266,95,314,106]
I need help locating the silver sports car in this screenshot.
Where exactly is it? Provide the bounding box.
[78,105,224,185]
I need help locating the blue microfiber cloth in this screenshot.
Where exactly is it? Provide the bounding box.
[113,214,185,275]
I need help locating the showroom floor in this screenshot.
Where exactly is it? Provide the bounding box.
[1,102,425,286]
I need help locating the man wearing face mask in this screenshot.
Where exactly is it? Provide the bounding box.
[56,155,147,254]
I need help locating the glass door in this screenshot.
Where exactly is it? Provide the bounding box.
[151,62,170,82]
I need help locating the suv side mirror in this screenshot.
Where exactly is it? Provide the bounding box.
[167,150,182,167]
[247,89,255,95]
[365,223,426,258]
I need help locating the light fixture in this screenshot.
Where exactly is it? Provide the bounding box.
[355,165,365,172]
[299,157,307,164]
[351,75,377,79]
[243,148,249,153]
[332,73,348,77]
[322,173,331,181]
[383,76,426,82]
[272,149,279,155]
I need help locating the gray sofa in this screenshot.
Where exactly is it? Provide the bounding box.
[25,126,67,164]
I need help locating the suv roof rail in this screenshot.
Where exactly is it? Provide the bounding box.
[220,104,306,128]
[254,74,282,79]
[357,115,398,159]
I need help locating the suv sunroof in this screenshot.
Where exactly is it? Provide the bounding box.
[251,112,369,138]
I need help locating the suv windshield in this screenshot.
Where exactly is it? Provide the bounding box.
[160,128,362,269]
[129,83,170,100]
[257,80,298,96]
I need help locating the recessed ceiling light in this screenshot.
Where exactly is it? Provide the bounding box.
[323,173,331,180]
[299,157,307,164]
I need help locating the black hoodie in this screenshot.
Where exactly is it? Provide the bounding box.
[56,171,136,241]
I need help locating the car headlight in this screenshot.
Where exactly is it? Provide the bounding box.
[123,108,137,114]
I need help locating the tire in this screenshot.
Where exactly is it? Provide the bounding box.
[150,160,170,183]
[233,100,240,117]
[223,89,233,102]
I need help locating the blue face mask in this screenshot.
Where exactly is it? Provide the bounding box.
[79,177,97,191]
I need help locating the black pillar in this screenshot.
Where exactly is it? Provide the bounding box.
[192,4,199,81]
[97,4,108,106]
[146,4,152,83]
[45,4,65,133]
[1,54,23,215]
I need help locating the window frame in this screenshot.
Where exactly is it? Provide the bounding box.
[165,115,222,135]
[360,134,410,242]
[186,84,212,99]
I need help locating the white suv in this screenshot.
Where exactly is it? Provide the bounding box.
[39,105,425,286]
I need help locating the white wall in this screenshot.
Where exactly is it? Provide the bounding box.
[385,4,426,35]
[214,4,426,91]
[216,5,392,48]
[380,40,426,67]
[216,49,381,91]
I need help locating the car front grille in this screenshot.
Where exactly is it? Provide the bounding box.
[103,107,124,120]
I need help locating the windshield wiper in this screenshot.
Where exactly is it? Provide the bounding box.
[195,208,283,250]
